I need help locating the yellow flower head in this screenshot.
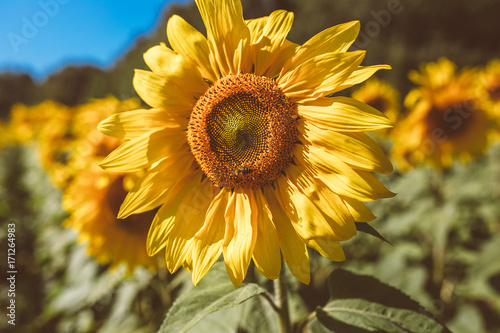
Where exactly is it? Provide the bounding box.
[392,57,496,171]
[479,59,500,106]
[5,101,60,145]
[99,0,394,286]
[63,162,158,272]
[63,97,157,272]
[36,96,141,188]
[37,102,77,187]
[351,78,400,135]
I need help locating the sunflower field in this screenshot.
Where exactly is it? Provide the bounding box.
[1,1,500,333]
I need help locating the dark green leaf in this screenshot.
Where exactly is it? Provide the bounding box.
[158,262,267,333]
[355,222,392,245]
[313,269,451,333]
[317,299,448,333]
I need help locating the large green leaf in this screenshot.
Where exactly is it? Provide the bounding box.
[158,262,267,333]
[311,269,451,333]
[316,299,447,333]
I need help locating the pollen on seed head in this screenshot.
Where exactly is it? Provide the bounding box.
[187,73,298,189]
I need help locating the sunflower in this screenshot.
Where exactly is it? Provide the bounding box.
[37,102,77,187]
[4,101,58,145]
[99,0,394,286]
[63,162,158,272]
[351,78,400,135]
[63,97,157,272]
[479,59,500,106]
[391,57,496,171]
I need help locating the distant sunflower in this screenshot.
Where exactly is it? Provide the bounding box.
[99,0,394,286]
[37,103,76,187]
[479,59,500,106]
[36,97,141,188]
[392,58,496,171]
[5,101,58,145]
[351,78,400,135]
[63,161,158,272]
[63,97,157,271]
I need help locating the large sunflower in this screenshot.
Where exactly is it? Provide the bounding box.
[99,0,394,286]
[392,58,496,171]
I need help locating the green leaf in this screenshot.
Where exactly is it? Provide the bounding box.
[313,269,451,333]
[355,222,392,245]
[158,262,267,333]
[317,299,447,333]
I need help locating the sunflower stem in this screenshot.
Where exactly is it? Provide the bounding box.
[274,266,292,333]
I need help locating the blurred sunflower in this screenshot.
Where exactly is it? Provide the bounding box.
[70,96,142,169]
[4,101,56,144]
[351,78,400,135]
[392,57,496,171]
[37,96,142,188]
[63,162,158,272]
[479,59,500,106]
[63,98,158,272]
[99,0,394,286]
[37,103,76,187]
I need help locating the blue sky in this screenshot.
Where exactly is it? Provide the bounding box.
[0,0,191,81]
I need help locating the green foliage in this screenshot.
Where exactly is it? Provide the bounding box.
[158,262,267,333]
[311,269,451,333]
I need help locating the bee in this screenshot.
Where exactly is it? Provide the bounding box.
[234,166,253,176]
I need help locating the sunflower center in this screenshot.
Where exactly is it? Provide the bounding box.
[107,175,155,232]
[487,81,500,101]
[426,101,476,140]
[188,73,298,188]
[365,96,390,114]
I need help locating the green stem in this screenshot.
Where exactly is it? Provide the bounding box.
[274,267,292,333]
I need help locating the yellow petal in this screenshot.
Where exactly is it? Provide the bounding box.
[146,173,202,257]
[298,120,393,174]
[341,196,376,222]
[297,96,392,132]
[118,153,194,218]
[182,256,193,273]
[143,44,208,96]
[246,16,268,43]
[276,164,357,241]
[304,238,345,262]
[282,21,360,74]
[252,189,281,280]
[192,188,229,285]
[133,69,195,114]
[265,39,299,79]
[251,10,294,76]
[223,187,258,287]
[166,15,216,82]
[279,51,365,101]
[163,178,214,273]
[294,144,395,202]
[263,185,310,285]
[334,64,392,92]
[99,129,186,172]
[195,0,252,76]
[98,109,184,140]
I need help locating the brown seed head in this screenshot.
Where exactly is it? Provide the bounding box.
[188,73,297,188]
